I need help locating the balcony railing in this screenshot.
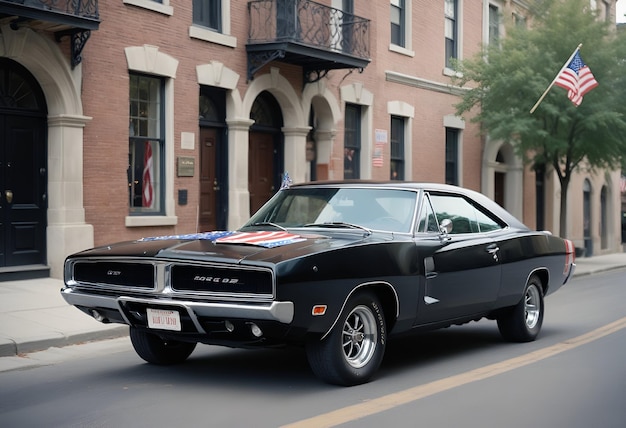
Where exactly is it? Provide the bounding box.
[0,0,99,26]
[0,0,100,67]
[247,0,370,81]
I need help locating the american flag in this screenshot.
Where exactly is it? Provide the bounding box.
[621,175,626,194]
[372,143,384,167]
[554,51,598,106]
[142,141,154,208]
[215,231,305,248]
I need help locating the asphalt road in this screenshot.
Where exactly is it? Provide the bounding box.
[1,269,625,428]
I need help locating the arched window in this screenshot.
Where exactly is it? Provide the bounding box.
[250,91,282,130]
[0,58,46,113]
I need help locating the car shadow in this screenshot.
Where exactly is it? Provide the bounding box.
[100,321,569,390]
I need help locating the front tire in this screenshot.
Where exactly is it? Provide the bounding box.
[306,291,387,386]
[130,327,197,365]
[497,275,544,342]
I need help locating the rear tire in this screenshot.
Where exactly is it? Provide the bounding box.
[497,275,544,342]
[306,291,386,386]
[130,327,197,365]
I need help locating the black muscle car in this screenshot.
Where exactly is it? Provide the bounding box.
[61,181,576,385]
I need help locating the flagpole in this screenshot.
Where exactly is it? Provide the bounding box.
[529,43,582,114]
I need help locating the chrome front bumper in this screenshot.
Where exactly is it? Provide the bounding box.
[60,287,295,333]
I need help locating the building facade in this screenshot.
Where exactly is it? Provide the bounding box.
[0,0,621,280]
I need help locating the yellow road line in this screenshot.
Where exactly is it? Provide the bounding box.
[282,317,626,428]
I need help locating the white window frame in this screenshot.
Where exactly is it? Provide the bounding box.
[123,0,173,16]
[443,115,465,187]
[189,0,237,48]
[389,0,414,57]
[444,0,464,76]
[388,101,414,180]
[124,45,178,227]
[483,0,504,47]
[340,83,374,179]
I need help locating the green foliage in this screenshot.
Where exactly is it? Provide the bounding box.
[454,0,626,180]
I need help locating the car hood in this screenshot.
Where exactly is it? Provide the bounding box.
[69,230,391,265]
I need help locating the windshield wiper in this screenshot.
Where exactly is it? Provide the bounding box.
[302,222,371,234]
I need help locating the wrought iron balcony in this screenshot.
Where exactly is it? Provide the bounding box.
[0,0,100,67]
[247,0,370,82]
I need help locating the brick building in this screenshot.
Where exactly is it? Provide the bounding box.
[0,0,621,280]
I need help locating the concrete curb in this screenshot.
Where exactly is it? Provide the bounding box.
[0,325,129,357]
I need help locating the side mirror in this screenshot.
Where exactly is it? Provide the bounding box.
[439,218,453,235]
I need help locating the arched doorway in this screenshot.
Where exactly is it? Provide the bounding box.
[482,140,523,221]
[249,91,284,215]
[0,58,48,269]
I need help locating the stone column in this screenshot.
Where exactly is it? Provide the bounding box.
[46,114,94,278]
[226,118,254,229]
[282,126,311,185]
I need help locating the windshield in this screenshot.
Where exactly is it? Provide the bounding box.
[242,187,418,234]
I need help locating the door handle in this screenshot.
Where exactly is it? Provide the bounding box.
[486,244,499,254]
[5,190,12,204]
[486,244,499,262]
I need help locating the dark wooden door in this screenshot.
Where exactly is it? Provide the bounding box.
[248,132,275,216]
[0,115,47,267]
[199,128,218,232]
[495,171,505,207]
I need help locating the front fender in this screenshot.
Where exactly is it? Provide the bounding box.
[280,279,401,337]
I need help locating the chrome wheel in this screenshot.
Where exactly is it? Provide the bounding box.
[342,304,378,369]
[497,274,544,343]
[524,284,541,329]
[306,291,387,385]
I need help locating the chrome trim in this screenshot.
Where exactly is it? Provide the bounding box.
[60,287,294,324]
[66,257,276,301]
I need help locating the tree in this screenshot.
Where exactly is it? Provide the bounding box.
[454,0,626,238]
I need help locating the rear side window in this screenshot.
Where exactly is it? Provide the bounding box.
[429,193,503,234]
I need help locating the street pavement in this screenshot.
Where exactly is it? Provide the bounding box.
[1,251,625,358]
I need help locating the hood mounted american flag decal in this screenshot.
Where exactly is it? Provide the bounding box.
[139,231,305,248]
[214,231,305,248]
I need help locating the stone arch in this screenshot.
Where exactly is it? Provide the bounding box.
[482,139,523,219]
[302,80,342,180]
[0,25,92,278]
[243,67,306,129]
[243,68,309,184]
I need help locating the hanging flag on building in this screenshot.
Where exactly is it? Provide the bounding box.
[372,143,384,167]
[142,141,154,208]
[554,51,598,106]
[530,44,598,113]
[620,175,626,194]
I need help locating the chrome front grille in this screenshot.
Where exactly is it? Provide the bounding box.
[67,259,274,299]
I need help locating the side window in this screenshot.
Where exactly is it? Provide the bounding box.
[417,195,439,233]
[430,193,504,234]
[430,194,474,234]
[474,207,502,232]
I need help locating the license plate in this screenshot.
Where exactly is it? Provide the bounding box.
[146,308,181,331]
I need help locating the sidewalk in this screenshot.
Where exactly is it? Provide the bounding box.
[1,252,626,357]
